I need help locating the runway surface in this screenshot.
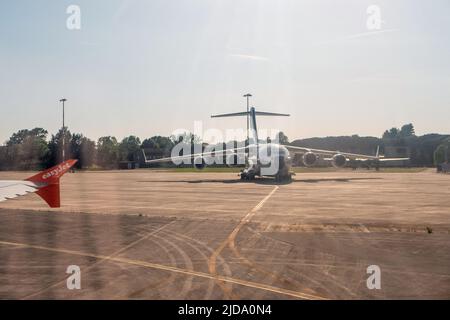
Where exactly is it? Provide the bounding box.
[0,169,449,299]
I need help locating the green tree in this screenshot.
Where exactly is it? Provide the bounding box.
[141,138,157,149]
[5,128,49,169]
[97,136,119,168]
[400,123,415,137]
[7,128,48,146]
[119,136,141,162]
[170,132,202,145]
[142,136,174,151]
[383,124,415,139]
[382,127,399,139]
[70,133,96,168]
[276,131,289,144]
[47,127,72,166]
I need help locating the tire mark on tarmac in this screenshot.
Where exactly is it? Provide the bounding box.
[157,230,216,299]
[151,233,194,299]
[205,185,335,300]
[230,225,337,298]
[208,186,293,299]
[125,236,179,299]
[160,229,232,299]
[20,220,177,300]
[207,187,279,298]
[0,240,324,300]
[124,230,214,300]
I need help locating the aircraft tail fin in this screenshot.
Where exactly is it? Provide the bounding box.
[376,145,380,158]
[211,107,290,163]
[211,107,289,139]
[26,159,78,208]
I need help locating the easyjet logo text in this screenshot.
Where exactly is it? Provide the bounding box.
[42,163,71,180]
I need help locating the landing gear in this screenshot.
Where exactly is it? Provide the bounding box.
[240,168,295,183]
[275,172,293,183]
[240,168,256,181]
[240,170,256,181]
[286,172,293,182]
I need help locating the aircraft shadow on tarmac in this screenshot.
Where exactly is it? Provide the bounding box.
[138,177,382,186]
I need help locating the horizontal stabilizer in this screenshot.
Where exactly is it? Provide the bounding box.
[211,110,290,118]
[211,111,249,118]
[254,111,290,117]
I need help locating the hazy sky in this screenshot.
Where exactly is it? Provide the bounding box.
[1,0,449,144]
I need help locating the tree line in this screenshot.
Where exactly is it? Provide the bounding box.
[0,123,448,170]
[0,127,171,170]
[291,123,449,167]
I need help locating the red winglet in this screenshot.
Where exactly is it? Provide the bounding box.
[26,159,78,208]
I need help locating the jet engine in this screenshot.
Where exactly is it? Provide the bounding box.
[194,156,206,170]
[331,154,347,168]
[302,152,318,167]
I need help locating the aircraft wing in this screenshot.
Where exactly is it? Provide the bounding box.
[283,145,379,160]
[142,146,247,164]
[143,144,409,164]
[0,159,77,208]
[0,181,39,202]
[376,157,410,162]
[283,145,409,162]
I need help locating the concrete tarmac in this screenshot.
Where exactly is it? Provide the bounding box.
[0,169,449,299]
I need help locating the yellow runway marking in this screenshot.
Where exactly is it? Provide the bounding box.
[206,185,329,300]
[0,239,325,300]
[21,220,177,300]
[208,186,280,298]
[208,186,279,270]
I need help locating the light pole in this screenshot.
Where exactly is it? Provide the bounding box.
[243,94,252,142]
[59,98,67,161]
[243,93,252,165]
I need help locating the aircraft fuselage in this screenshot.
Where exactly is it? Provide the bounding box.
[240,144,293,181]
